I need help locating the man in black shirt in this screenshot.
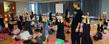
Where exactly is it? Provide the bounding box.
[71,2,83,44]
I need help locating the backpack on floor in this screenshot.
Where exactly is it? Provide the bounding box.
[93,32,102,41]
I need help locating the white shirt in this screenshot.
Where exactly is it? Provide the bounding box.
[19,31,31,40]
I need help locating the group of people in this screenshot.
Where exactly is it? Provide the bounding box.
[71,2,93,44]
[97,14,108,33]
[0,12,47,44]
[93,12,109,40]
[0,2,109,44]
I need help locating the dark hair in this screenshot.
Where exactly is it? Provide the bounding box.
[35,29,41,32]
[22,27,28,31]
[49,12,53,21]
[65,18,70,23]
[14,24,18,25]
[15,37,20,41]
[39,14,42,22]
[74,2,80,7]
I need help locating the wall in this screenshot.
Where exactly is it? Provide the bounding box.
[82,0,109,19]
[16,2,29,15]
[10,2,16,14]
[38,1,74,15]
[38,3,50,14]
[0,0,4,16]
[101,0,109,19]
[82,0,101,17]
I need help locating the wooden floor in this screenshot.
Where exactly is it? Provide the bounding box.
[0,21,109,44]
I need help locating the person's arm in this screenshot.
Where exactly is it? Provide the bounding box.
[76,11,83,32]
[75,23,81,32]
[32,34,45,44]
[31,33,41,43]
[32,39,37,43]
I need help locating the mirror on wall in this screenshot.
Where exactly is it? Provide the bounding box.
[4,1,16,14]
[4,1,11,13]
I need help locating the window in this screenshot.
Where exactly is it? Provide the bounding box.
[29,3,38,14]
[31,4,35,14]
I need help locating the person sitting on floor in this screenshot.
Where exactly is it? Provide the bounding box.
[18,28,32,44]
[31,29,46,44]
[102,12,108,29]
[48,22,57,35]
[12,24,20,39]
[97,16,104,34]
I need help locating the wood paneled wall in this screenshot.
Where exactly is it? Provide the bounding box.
[0,0,4,16]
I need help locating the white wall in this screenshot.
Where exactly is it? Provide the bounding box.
[16,2,29,15]
[101,0,109,19]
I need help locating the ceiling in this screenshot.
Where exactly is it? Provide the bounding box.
[6,0,75,3]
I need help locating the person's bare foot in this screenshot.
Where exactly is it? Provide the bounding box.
[43,42,46,44]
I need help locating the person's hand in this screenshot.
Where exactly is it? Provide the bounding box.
[33,34,38,39]
[79,28,83,32]
[75,28,79,32]
[79,23,83,32]
[43,42,46,44]
[28,36,32,40]
[32,39,37,43]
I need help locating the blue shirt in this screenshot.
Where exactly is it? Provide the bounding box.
[44,22,49,30]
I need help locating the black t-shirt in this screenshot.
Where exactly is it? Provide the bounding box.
[72,9,83,25]
[19,16,23,22]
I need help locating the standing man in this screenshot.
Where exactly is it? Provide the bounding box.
[71,2,83,44]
